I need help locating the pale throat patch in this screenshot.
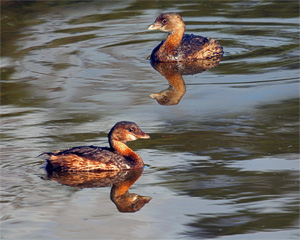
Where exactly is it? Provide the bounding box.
[128,134,137,141]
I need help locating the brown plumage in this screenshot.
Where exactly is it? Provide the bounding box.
[148,12,223,62]
[42,121,150,172]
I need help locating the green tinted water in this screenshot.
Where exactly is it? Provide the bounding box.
[1,1,299,239]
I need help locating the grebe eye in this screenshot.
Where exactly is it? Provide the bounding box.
[129,128,134,133]
[162,19,168,24]
[163,97,169,103]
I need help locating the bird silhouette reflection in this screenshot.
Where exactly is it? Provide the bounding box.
[150,56,222,105]
[45,168,151,213]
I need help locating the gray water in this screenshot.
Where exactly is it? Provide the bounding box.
[1,1,299,239]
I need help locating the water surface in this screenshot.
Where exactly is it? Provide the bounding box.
[1,1,299,239]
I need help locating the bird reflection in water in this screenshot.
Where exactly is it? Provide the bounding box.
[149,56,223,105]
[45,168,151,213]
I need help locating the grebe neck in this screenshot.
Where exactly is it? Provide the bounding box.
[110,139,143,164]
[164,27,185,49]
[167,73,186,94]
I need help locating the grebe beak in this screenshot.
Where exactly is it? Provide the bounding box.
[148,22,162,30]
[137,131,150,139]
[149,92,162,98]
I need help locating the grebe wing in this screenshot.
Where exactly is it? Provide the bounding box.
[45,145,126,163]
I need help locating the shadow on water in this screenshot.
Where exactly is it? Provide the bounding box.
[1,0,299,239]
[44,168,151,213]
[149,56,222,105]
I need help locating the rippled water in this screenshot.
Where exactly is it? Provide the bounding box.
[1,1,299,239]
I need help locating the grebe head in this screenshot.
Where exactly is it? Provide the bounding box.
[108,121,150,143]
[148,12,185,33]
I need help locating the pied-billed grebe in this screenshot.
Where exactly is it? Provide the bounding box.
[42,121,150,172]
[148,12,223,62]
